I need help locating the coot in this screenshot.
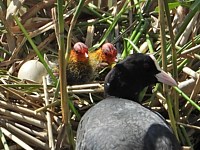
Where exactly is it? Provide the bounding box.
[76,53,181,150]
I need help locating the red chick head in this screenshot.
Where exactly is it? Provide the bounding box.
[70,42,89,62]
[101,43,117,64]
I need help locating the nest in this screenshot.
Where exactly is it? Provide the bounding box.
[0,0,200,149]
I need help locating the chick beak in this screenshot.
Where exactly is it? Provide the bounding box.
[85,52,89,58]
[155,70,177,86]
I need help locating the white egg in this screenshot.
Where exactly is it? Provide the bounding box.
[18,60,47,83]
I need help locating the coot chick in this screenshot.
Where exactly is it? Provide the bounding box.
[67,42,93,85]
[89,43,117,81]
[76,53,181,150]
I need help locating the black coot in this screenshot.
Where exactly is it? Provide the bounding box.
[76,53,181,150]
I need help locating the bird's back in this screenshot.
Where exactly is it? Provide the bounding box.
[76,97,181,150]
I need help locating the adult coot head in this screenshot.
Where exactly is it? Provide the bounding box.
[76,53,181,150]
[104,53,177,100]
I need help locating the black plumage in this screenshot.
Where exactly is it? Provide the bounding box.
[104,53,160,100]
[76,53,181,150]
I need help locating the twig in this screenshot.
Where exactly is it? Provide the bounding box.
[13,122,48,140]
[0,100,46,120]
[182,67,199,79]
[1,127,34,150]
[181,44,200,55]
[0,122,49,150]
[0,85,41,107]
[43,76,55,149]
[0,108,46,129]
[67,83,104,90]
